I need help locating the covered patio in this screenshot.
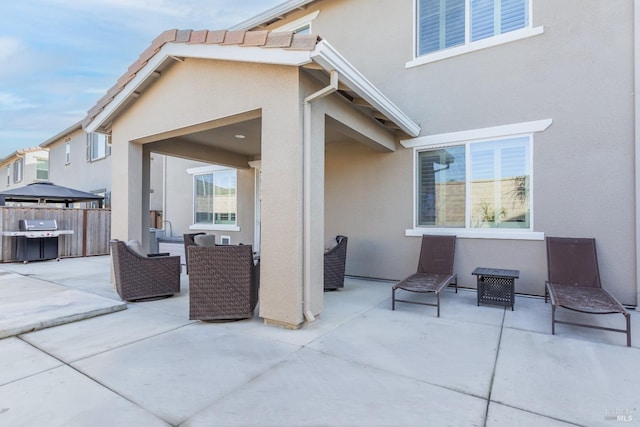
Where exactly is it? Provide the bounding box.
[83,29,420,329]
[0,256,638,426]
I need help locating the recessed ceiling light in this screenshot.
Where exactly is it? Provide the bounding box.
[234,134,246,139]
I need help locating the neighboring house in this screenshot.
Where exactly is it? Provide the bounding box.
[38,120,211,237]
[0,147,49,192]
[82,0,638,329]
[39,121,113,208]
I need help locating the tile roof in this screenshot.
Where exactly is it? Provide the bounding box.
[83,30,320,129]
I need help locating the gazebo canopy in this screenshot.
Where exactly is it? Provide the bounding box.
[0,182,104,208]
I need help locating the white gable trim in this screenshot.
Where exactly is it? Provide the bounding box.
[229,0,317,31]
[312,41,421,137]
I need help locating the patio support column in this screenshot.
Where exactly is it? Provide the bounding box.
[141,145,152,252]
[259,101,306,328]
[635,0,640,308]
[111,140,145,243]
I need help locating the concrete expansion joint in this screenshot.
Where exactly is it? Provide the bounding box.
[483,308,506,427]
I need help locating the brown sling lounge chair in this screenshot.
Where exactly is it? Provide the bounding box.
[392,235,457,317]
[545,237,631,347]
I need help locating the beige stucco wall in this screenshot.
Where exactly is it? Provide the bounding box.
[47,128,111,197]
[273,0,637,304]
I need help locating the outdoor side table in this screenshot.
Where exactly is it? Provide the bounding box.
[472,267,520,310]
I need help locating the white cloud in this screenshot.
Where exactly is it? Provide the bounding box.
[0,92,36,111]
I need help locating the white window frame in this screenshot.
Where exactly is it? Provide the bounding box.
[402,119,552,240]
[35,157,48,181]
[13,158,23,183]
[188,165,240,232]
[65,141,71,164]
[87,133,111,162]
[408,0,543,68]
[6,165,10,186]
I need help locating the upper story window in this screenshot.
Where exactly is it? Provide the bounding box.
[193,168,237,227]
[411,0,541,66]
[6,165,10,186]
[65,141,71,164]
[13,158,23,183]
[87,133,111,162]
[36,158,48,180]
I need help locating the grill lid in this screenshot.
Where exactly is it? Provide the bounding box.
[19,219,58,231]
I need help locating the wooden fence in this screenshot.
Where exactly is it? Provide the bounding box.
[0,207,111,262]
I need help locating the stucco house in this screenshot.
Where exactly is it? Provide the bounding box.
[37,119,214,238]
[83,0,639,329]
[0,147,49,192]
[38,121,113,208]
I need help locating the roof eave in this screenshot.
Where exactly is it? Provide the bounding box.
[40,120,83,148]
[311,41,421,137]
[229,0,317,31]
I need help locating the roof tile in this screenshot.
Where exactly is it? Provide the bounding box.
[242,30,269,47]
[287,34,320,51]
[189,30,209,44]
[151,29,177,50]
[116,72,136,90]
[264,31,293,48]
[175,29,192,43]
[205,30,227,44]
[222,30,246,45]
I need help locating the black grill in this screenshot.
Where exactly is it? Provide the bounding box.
[19,219,58,231]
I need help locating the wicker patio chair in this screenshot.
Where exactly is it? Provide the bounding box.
[110,239,181,301]
[324,235,348,291]
[545,237,631,346]
[392,235,457,317]
[187,244,259,321]
[183,233,206,274]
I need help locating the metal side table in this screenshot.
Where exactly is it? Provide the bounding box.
[472,267,520,310]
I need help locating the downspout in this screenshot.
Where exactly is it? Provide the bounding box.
[634,0,640,309]
[162,154,168,237]
[302,69,339,322]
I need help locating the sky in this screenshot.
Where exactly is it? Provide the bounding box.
[0,0,283,158]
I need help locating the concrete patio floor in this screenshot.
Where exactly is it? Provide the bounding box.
[0,256,638,426]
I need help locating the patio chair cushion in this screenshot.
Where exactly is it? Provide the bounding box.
[126,240,146,257]
[325,237,338,253]
[194,234,217,247]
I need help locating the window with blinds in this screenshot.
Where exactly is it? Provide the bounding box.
[417,136,530,229]
[417,0,529,56]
